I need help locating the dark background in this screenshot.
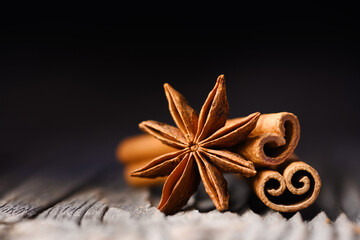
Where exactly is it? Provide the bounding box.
[1,4,359,192]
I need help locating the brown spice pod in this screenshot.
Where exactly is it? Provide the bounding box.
[252,156,321,212]
[124,158,167,187]
[117,134,176,164]
[232,112,300,166]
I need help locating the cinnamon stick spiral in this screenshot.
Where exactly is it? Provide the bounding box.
[252,157,321,212]
[232,112,300,166]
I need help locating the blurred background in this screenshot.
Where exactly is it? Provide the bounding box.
[0,4,359,209]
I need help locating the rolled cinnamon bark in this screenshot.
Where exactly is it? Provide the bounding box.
[117,134,176,164]
[252,156,321,212]
[118,135,175,187]
[232,112,300,166]
[117,112,300,167]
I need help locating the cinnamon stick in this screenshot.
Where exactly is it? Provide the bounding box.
[117,134,176,164]
[118,135,173,187]
[118,112,300,167]
[116,112,320,212]
[231,112,300,166]
[252,155,321,212]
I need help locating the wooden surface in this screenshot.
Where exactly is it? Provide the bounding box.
[0,160,359,240]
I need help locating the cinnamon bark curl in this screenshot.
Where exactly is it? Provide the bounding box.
[118,112,300,167]
[252,156,321,212]
[232,112,300,166]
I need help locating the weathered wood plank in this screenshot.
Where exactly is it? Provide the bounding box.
[1,159,360,239]
[34,163,153,226]
[38,190,101,224]
[81,201,108,225]
[0,162,107,223]
[1,177,359,240]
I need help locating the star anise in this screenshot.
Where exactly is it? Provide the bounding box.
[131,75,260,214]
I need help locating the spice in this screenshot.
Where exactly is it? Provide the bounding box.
[131,75,260,214]
[117,76,321,214]
[118,135,321,212]
[232,112,300,166]
[117,134,176,164]
[253,155,321,212]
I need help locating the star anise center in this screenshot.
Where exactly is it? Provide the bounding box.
[188,143,199,152]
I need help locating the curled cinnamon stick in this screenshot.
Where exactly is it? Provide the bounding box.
[118,135,173,187]
[117,112,300,166]
[232,112,300,166]
[252,156,321,212]
[117,134,176,164]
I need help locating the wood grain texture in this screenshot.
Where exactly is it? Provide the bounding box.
[30,163,155,226]
[0,163,359,239]
[0,161,107,223]
[38,190,103,224]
